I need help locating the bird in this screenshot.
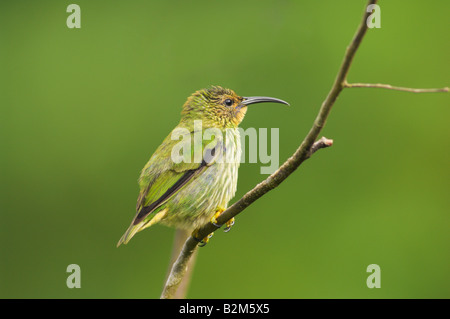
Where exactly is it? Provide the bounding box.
[117,86,289,247]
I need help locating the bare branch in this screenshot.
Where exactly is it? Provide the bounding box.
[345,82,449,93]
[307,137,334,158]
[160,234,198,299]
[161,0,447,299]
[160,0,377,299]
[162,229,197,299]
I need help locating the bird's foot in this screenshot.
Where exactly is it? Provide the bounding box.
[192,208,236,247]
[211,208,235,233]
[192,230,213,247]
[223,217,235,233]
[210,208,224,228]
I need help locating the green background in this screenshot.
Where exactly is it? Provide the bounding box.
[1,0,448,298]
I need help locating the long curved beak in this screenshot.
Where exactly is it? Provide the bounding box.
[242,96,290,106]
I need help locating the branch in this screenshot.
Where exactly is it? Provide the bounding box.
[161,0,447,299]
[160,0,376,299]
[307,137,334,158]
[161,232,198,299]
[160,137,333,299]
[163,229,197,299]
[345,82,449,93]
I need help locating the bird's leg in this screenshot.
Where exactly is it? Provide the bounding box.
[192,208,236,247]
[191,208,223,247]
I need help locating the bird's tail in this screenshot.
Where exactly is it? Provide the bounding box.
[117,223,144,247]
[116,208,168,247]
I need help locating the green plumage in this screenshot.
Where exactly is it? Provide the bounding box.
[117,86,288,246]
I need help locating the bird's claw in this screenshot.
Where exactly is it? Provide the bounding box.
[211,209,235,233]
[223,217,235,233]
[192,231,214,247]
[198,232,214,247]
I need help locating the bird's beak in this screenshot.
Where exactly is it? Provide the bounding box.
[241,96,290,106]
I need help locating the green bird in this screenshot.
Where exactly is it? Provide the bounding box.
[117,86,288,247]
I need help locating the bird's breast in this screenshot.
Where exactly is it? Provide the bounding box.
[196,128,241,207]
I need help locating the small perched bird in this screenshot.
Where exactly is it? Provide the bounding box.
[117,86,288,247]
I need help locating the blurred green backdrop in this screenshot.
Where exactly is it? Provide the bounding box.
[0,0,448,298]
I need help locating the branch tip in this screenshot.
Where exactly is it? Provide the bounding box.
[308,137,334,158]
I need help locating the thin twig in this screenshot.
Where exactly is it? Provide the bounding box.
[307,137,334,158]
[163,229,197,299]
[345,82,449,93]
[161,231,198,299]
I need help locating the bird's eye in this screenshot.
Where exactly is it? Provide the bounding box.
[224,99,233,107]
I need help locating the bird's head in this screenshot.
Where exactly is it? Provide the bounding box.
[181,86,289,128]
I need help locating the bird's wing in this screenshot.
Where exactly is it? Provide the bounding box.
[133,128,222,226]
[117,128,223,246]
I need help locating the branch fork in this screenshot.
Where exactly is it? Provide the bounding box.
[160,0,447,299]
